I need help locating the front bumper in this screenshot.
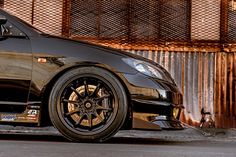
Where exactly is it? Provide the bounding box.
[122,73,184,130]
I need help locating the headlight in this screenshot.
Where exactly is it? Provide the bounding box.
[123,58,173,83]
[134,62,163,79]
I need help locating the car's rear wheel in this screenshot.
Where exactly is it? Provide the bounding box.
[48,67,128,142]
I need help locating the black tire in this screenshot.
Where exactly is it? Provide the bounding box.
[48,67,128,142]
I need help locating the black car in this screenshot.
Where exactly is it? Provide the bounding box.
[0,9,183,142]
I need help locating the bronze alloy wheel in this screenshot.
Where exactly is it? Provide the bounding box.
[49,67,128,142]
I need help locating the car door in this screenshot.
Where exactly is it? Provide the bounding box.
[0,18,32,105]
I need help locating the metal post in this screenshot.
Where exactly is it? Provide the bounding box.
[62,0,71,37]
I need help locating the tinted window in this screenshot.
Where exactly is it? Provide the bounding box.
[2,21,26,37]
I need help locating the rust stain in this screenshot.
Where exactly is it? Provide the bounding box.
[234,54,236,118]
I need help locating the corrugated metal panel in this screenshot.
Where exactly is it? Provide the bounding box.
[128,50,215,126]
[214,52,236,128]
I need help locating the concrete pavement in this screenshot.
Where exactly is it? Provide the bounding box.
[0,124,235,142]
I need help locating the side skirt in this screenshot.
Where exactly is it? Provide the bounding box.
[0,101,41,125]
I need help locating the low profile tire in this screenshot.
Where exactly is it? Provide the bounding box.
[48,67,128,142]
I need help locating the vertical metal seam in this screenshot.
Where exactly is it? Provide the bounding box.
[96,0,101,38]
[62,0,71,37]
[189,0,192,41]
[0,0,4,8]
[220,0,228,44]
[31,0,35,25]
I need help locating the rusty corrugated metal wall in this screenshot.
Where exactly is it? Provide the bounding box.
[0,0,236,128]
[214,52,236,128]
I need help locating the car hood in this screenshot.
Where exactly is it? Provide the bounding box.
[31,34,168,75]
[40,34,162,67]
[41,34,140,57]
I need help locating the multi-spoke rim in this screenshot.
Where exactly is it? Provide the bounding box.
[58,76,117,133]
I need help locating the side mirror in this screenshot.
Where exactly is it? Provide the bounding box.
[0,16,7,38]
